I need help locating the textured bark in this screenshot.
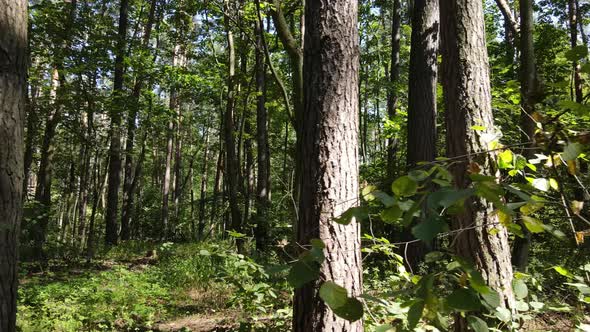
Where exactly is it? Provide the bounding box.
[440,1,516,329]
[387,0,402,181]
[513,0,539,271]
[0,1,26,329]
[198,127,210,239]
[294,0,362,330]
[254,14,271,252]
[405,0,439,270]
[162,87,175,237]
[105,0,130,246]
[568,0,584,103]
[223,0,243,252]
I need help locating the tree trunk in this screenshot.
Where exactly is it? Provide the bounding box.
[198,126,210,239]
[569,0,584,103]
[405,0,439,270]
[105,0,130,246]
[513,0,539,272]
[294,0,362,330]
[223,0,244,252]
[0,0,26,329]
[121,0,158,241]
[254,14,271,252]
[387,0,402,181]
[440,1,516,329]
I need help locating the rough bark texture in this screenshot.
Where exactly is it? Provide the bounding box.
[405,0,439,270]
[494,0,519,37]
[105,0,130,246]
[440,1,516,329]
[294,0,362,330]
[387,0,401,181]
[0,0,26,329]
[407,0,439,167]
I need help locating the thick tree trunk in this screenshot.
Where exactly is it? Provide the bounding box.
[440,1,516,329]
[294,0,362,330]
[0,0,26,329]
[387,0,402,181]
[105,0,130,246]
[405,0,439,270]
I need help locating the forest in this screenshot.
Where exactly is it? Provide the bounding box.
[0,0,589,331]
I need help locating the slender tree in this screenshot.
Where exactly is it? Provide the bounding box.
[440,1,516,329]
[0,0,26,329]
[105,0,130,246]
[295,0,362,330]
[387,0,402,180]
[568,0,584,102]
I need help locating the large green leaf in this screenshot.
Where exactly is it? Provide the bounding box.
[467,316,489,332]
[392,176,418,197]
[332,297,364,321]
[447,288,482,311]
[287,261,319,288]
[512,278,528,300]
[319,282,348,309]
[565,45,589,61]
[334,207,369,225]
[407,300,425,329]
[522,216,544,234]
[380,205,403,224]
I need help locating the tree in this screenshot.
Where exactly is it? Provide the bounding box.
[105,0,130,246]
[0,0,27,329]
[568,0,583,102]
[294,0,362,330]
[386,0,402,180]
[440,0,516,328]
[405,0,439,270]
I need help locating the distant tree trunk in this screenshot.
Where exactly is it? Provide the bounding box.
[440,1,516,329]
[121,0,158,241]
[0,0,26,329]
[223,0,244,252]
[513,0,539,272]
[23,82,39,200]
[105,0,130,246]
[294,0,362,330]
[162,103,174,238]
[569,0,584,103]
[387,0,401,181]
[494,0,519,38]
[405,0,439,270]
[198,127,210,239]
[254,14,271,252]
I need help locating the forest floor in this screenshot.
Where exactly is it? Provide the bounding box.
[15,241,587,331]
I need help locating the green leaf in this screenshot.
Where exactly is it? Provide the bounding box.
[319,282,348,309]
[522,216,544,234]
[471,125,486,131]
[467,316,489,332]
[412,216,448,243]
[407,300,425,329]
[447,288,482,311]
[380,205,403,224]
[498,150,514,169]
[375,325,395,332]
[392,176,418,197]
[481,289,501,309]
[199,249,211,256]
[531,178,550,192]
[512,279,528,300]
[553,266,574,278]
[332,297,364,321]
[495,307,512,322]
[563,143,583,161]
[428,188,475,209]
[287,261,319,288]
[334,207,369,225]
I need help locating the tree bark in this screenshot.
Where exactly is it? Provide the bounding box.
[387,0,402,181]
[105,0,130,246]
[569,0,584,102]
[0,0,26,329]
[223,0,243,252]
[254,13,271,252]
[294,0,362,330]
[405,0,439,270]
[440,1,516,329]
